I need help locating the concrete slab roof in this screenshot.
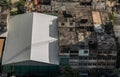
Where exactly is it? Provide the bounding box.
[92,11,102,24]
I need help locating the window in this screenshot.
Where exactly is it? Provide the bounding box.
[112,56,116,59]
[98,63,101,66]
[111,63,115,66]
[92,57,96,60]
[60,58,69,65]
[70,55,78,59]
[88,63,92,65]
[84,57,88,60]
[69,28,75,31]
[70,22,73,25]
[79,57,83,60]
[83,63,87,66]
[80,19,88,23]
[93,63,96,66]
[107,64,110,66]
[98,57,102,60]
[60,49,69,53]
[84,50,88,53]
[61,23,65,25]
[69,28,73,31]
[70,62,79,66]
[89,57,92,60]
[79,63,87,66]
[70,50,78,53]
[103,63,105,66]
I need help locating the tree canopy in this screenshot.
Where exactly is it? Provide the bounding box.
[61,65,81,77]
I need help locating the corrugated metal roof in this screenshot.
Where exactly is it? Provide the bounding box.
[2,13,59,65]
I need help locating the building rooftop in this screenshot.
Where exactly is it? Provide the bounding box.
[2,13,59,65]
[92,11,102,24]
[59,28,77,45]
[97,33,116,50]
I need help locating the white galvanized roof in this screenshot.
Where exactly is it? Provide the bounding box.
[2,13,59,65]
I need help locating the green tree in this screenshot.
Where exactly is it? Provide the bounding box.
[0,0,11,8]
[6,0,12,9]
[113,68,120,75]
[61,66,80,77]
[73,69,81,77]
[109,12,115,25]
[17,0,25,14]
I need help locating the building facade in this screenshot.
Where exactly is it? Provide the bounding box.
[58,1,117,76]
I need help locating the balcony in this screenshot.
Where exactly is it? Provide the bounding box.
[59,53,70,56]
[69,59,79,62]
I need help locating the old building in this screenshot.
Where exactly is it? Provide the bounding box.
[58,1,117,76]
